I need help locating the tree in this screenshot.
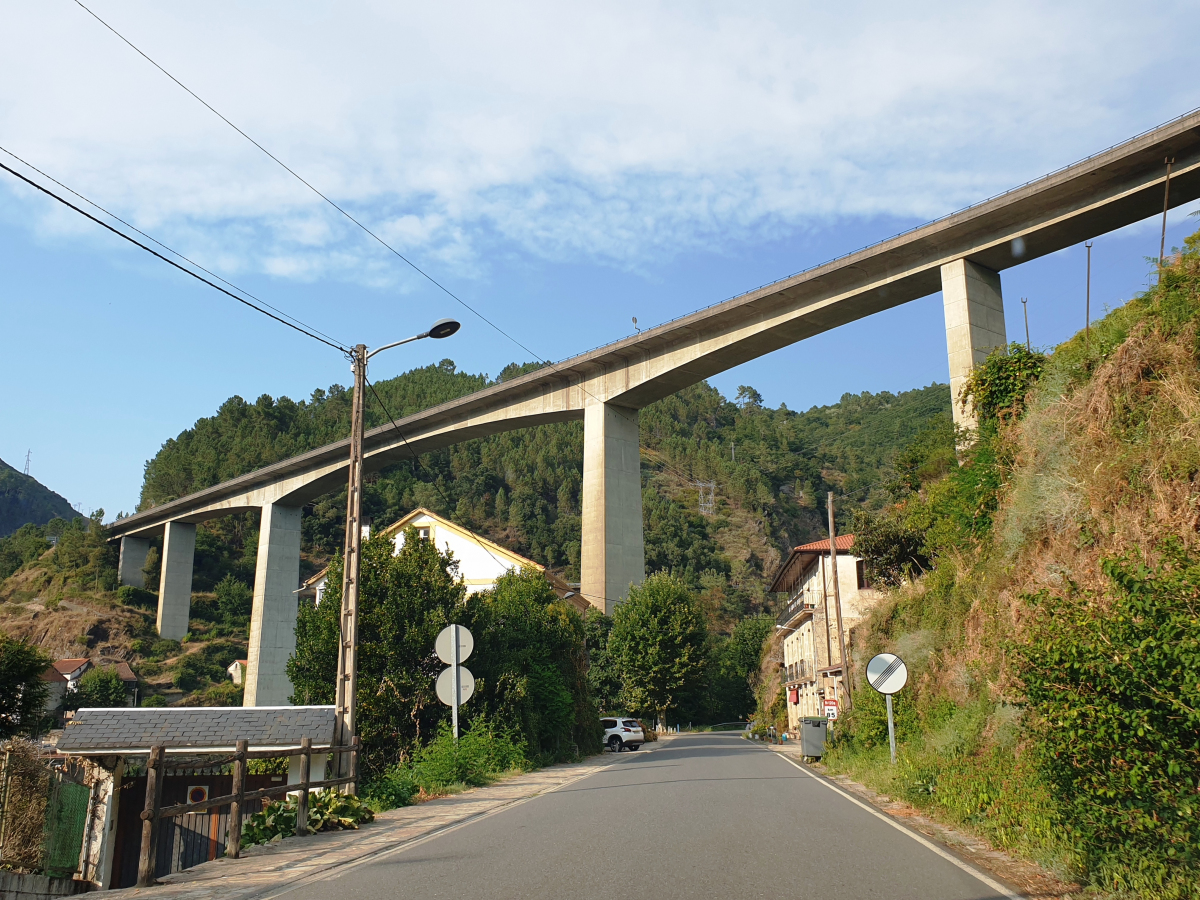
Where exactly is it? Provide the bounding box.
[608,573,708,728]
[463,569,600,760]
[288,529,466,776]
[69,666,128,709]
[582,608,622,713]
[215,574,253,622]
[0,633,51,737]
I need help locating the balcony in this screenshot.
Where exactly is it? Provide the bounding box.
[784,660,812,684]
[776,593,815,628]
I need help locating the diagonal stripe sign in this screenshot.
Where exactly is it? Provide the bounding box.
[866,653,908,695]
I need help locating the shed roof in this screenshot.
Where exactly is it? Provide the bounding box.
[112,661,138,683]
[57,705,336,755]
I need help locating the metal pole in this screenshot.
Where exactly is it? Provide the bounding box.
[827,493,851,709]
[1085,242,1092,353]
[1021,298,1030,352]
[452,625,461,741]
[885,694,897,765]
[334,344,367,793]
[1160,157,1175,267]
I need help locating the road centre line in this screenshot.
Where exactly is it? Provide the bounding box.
[257,750,645,900]
[765,746,1023,900]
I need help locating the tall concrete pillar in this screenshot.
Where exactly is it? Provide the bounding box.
[117,536,151,588]
[580,400,644,615]
[156,522,196,640]
[244,503,302,707]
[941,258,1007,430]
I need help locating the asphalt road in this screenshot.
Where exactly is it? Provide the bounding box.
[279,733,1014,900]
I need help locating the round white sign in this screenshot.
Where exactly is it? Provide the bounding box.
[436,665,475,706]
[866,653,908,695]
[435,624,474,665]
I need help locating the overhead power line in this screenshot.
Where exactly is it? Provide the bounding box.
[73,0,545,365]
[0,157,348,353]
[0,145,350,351]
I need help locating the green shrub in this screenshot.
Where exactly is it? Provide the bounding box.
[215,575,252,623]
[241,789,374,847]
[1017,543,1200,895]
[68,666,128,709]
[363,766,418,812]
[411,719,528,791]
[140,694,168,707]
[116,585,157,609]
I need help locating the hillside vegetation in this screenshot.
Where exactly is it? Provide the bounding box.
[0,457,77,538]
[825,229,1200,898]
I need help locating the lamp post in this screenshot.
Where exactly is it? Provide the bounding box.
[333,318,460,792]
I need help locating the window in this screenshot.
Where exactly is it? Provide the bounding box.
[601,719,617,729]
[417,526,431,541]
[621,720,639,728]
[856,559,867,590]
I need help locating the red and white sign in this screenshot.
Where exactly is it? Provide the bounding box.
[823,699,839,720]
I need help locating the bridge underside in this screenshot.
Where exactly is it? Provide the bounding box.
[107,110,1200,708]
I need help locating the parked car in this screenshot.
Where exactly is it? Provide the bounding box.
[601,717,644,751]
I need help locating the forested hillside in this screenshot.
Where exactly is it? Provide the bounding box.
[0,457,77,537]
[137,363,952,627]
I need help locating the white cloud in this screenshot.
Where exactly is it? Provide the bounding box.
[0,0,1195,281]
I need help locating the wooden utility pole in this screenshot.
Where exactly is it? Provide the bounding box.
[226,739,246,858]
[1160,157,1175,267]
[136,745,164,887]
[819,554,833,665]
[334,344,367,793]
[827,492,851,710]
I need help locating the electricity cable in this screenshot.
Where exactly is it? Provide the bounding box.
[73,0,546,365]
[0,158,348,353]
[0,145,350,351]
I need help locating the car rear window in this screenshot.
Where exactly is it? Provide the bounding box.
[622,720,640,728]
[601,719,617,729]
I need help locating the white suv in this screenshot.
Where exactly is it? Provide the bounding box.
[601,717,644,751]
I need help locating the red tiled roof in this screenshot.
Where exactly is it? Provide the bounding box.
[52,658,91,677]
[41,666,68,683]
[112,661,138,683]
[793,534,855,553]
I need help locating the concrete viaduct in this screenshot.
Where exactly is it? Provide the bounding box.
[109,110,1200,707]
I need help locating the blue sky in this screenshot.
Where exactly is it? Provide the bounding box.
[1,1,1198,518]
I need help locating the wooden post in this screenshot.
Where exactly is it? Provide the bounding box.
[225,740,247,859]
[349,735,360,794]
[295,738,311,837]
[136,745,165,888]
[827,493,852,710]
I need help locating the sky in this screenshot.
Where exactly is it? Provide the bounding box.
[1,0,1198,519]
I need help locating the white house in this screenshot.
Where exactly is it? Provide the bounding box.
[301,508,588,613]
[227,659,248,685]
[768,535,884,731]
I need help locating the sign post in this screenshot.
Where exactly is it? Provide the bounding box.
[435,624,475,740]
[866,653,908,765]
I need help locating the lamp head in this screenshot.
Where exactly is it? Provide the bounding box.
[428,318,461,339]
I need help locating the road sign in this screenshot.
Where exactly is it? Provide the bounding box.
[866,653,908,695]
[823,699,839,720]
[436,666,475,706]
[436,624,473,665]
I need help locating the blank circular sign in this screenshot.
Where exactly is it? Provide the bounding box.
[435,624,474,665]
[866,653,908,695]
[436,666,475,706]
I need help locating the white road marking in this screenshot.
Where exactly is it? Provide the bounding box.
[765,746,1023,900]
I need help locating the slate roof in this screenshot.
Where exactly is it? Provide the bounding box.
[57,706,336,754]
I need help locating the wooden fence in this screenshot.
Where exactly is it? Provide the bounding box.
[136,737,359,888]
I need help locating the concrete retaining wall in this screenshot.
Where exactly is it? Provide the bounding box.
[0,871,91,899]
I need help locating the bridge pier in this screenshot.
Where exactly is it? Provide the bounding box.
[580,401,644,615]
[156,522,196,640]
[940,258,1007,430]
[244,502,302,707]
[117,536,151,588]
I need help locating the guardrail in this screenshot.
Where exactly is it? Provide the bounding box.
[136,737,359,888]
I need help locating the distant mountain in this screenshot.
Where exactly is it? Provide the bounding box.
[0,457,78,536]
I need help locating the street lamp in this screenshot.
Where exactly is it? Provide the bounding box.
[333,318,460,791]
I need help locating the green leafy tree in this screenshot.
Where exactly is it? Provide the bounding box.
[582,608,622,713]
[463,569,600,760]
[288,529,466,775]
[608,573,708,727]
[0,633,52,737]
[215,574,254,622]
[69,666,129,708]
[960,343,1047,425]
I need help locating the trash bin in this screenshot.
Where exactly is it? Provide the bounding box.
[800,717,827,757]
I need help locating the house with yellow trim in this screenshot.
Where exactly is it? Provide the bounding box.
[301,508,588,613]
